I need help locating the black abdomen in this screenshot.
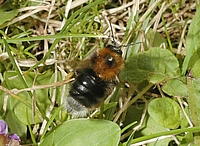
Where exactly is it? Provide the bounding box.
[69,68,108,108]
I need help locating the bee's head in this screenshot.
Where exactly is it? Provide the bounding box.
[106,45,122,56]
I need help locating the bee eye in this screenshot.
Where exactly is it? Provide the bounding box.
[108,57,113,62]
[106,56,115,66]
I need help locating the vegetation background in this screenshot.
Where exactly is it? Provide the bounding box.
[0,0,200,145]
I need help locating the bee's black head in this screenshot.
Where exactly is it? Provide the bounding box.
[106,45,122,56]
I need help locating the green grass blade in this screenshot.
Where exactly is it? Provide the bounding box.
[3,39,30,89]
[125,126,200,145]
[25,0,106,73]
[40,106,63,141]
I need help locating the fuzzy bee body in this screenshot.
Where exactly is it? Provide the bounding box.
[65,46,124,118]
[70,68,108,108]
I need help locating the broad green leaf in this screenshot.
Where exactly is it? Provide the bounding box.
[0,90,6,115]
[189,47,200,78]
[121,48,154,83]
[138,116,173,146]
[14,102,42,125]
[187,78,200,136]
[4,108,27,138]
[148,98,181,129]
[182,6,200,75]
[123,105,144,127]
[0,9,18,25]
[162,78,188,97]
[3,70,53,108]
[123,107,174,146]
[40,119,121,146]
[120,47,180,83]
[184,32,200,78]
[146,28,167,48]
[180,132,194,145]
[2,70,55,138]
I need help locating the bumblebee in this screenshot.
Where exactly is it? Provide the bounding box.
[65,45,124,118]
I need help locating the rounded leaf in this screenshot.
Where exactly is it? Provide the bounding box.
[14,102,42,125]
[120,47,180,83]
[148,98,181,129]
[40,119,121,146]
[162,79,188,97]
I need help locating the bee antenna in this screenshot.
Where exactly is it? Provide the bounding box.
[121,42,142,47]
[109,21,116,46]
